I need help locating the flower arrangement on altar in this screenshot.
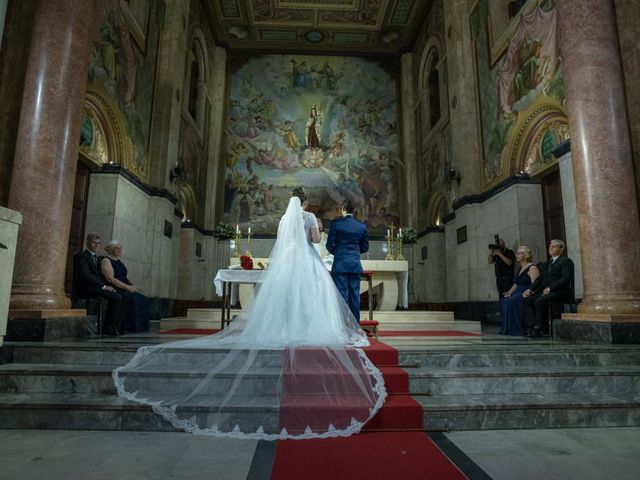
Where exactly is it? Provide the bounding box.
[240,255,254,270]
[212,223,236,240]
[400,227,418,245]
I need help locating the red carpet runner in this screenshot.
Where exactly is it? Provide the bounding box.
[271,339,468,480]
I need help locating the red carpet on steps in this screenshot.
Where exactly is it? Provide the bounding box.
[271,339,468,480]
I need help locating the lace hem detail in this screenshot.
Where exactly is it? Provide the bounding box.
[112,346,387,441]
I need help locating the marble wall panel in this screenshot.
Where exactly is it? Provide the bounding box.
[86,174,180,299]
[85,175,118,217]
[0,206,21,345]
[412,232,447,303]
[176,228,206,300]
[558,153,583,298]
[442,183,554,302]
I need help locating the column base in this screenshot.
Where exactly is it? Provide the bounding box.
[9,309,87,318]
[9,286,72,310]
[5,313,98,342]
[554,313,640,344]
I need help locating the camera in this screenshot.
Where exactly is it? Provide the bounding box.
[488,234,502,250]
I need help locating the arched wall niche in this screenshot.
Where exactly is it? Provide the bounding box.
[177,184,197,223]
[183,27,210,136]
[80,83,134,171]
[503,98,570,176]
[427,191,449,227]
[417,35,447,135]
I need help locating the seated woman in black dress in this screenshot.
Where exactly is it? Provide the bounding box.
[499,246,539,336]
[101,241,150,332]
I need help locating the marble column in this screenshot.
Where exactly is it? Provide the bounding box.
[400,52,418,229]
[556,0,640,339]
[8,0,97,311]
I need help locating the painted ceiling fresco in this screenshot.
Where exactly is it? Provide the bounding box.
[205,0,431,54]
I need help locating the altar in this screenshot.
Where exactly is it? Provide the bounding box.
[220,257,408,313]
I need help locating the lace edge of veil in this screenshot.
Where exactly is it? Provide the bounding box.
[112,347,387,441]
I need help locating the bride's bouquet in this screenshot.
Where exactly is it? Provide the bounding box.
[240,255,253,270]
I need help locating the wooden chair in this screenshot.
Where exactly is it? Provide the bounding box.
[71,262,107,337]
[548,282,578,339]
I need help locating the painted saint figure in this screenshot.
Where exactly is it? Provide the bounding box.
[306,105,321,149]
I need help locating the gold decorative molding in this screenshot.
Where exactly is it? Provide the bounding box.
[501,97,568,177]
[81,83,149,181]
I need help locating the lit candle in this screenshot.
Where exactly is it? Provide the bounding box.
[248,227,251,235]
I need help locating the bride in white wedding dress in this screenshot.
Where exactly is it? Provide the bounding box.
[113,188,386,440]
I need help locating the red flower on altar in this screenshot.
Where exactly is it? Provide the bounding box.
[240,255,253,270]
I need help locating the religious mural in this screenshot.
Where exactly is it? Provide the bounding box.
[84,0,164,180]
[411,0,450,230]
[470,0,565,183]
[222,55,400,233]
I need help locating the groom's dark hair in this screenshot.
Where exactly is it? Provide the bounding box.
[342,199,355,214]
[292,186,307,203]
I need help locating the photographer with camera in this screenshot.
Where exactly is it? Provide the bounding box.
[488,235,515,298]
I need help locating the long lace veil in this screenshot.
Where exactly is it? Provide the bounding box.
[113,197,386,439]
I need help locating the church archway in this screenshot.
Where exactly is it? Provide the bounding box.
[427,192,450,227]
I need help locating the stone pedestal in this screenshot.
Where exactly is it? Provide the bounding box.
[5,315,98,342]
[556,315,640,344]
[555,0,640,341]
[0,206,22,346]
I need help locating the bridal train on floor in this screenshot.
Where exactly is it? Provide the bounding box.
[113,197,387,440]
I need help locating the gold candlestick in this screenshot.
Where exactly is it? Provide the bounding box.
[396,236,405,261]
[385,231,395,260]
[233,233,241,257]
[245,232,252,258]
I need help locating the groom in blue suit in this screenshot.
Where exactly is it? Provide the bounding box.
[326,199,369,323]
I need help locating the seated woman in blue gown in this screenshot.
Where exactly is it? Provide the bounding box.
[499,246,539,336]
[101,241,150,332]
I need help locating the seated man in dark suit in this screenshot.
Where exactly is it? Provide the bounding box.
[522,239,574,337]
[73,232,129,336]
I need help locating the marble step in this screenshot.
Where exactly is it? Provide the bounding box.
[0,392,279,434]
[159,310,457,331]
[12,346,139,366]
[4,360,640,398]
[1,390,639,432]
[416,392,640,430]
[364,311,455,323]
[376,322,479,332]
[398,348,640,368]
[0,391,385,434]
[11,346,287,368]
[0,363,381,396]
[11,344,640,369]
[183,309,455,323]
[407,366,640,395]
